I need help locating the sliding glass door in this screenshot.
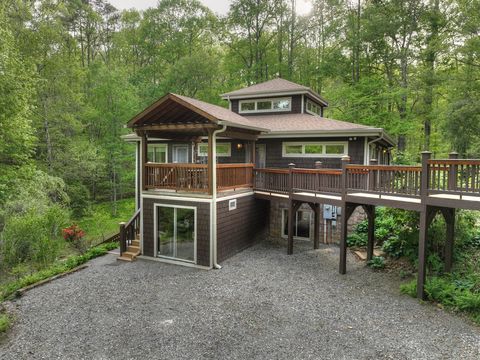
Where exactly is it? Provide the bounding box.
[156,205,196,263]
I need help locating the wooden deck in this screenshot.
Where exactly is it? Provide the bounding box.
[253,155,480,211]
[253,152,480,301]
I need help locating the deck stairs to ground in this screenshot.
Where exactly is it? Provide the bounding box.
[117,237,141,262]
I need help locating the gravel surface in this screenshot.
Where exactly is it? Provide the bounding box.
[1,241,479,360]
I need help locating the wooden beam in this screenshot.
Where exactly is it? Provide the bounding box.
[135,123,218,131]
[141,132,147,191]
[207,129,214,195]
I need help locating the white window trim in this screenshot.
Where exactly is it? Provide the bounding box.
[153,203,197,265]
[239,97,292,114]
[198,142,232,157]
[306,99,322,116]
[147,143,168,163]
[281,208,312,241]
[282,141,348,158]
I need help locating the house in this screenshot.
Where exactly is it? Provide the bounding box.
[120,78,394,269]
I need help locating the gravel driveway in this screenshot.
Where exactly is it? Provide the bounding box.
[1,241,479,360]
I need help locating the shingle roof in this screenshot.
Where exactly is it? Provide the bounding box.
[127,93,268,132]
[171,94,268,131]
[244,114,378,133]
[221,78,328,106]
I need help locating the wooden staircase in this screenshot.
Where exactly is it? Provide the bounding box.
[117,237,140,262]
[117,209,141,262]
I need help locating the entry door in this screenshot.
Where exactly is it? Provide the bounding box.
[256,144,266,168]
[157,205,195,263]
[173,145,189,163]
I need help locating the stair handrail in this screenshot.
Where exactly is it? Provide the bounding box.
[119,208,141,256]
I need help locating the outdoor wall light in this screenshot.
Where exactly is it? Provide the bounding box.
[237,143,243,150]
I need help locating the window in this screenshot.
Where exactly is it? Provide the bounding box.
[198,142,231,157]
[282,209,312,240]
[306,99,322,116]
[282,142,348,158]
[239,97,291,113]
[147,144,167,163]
[156,204,196,263]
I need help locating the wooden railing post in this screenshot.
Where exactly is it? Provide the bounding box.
[119,222,126,256]
[448,151,459,191]
[315,161,322,192]
[368,158,378,191]
[341,155,351,201]
[288,163,295,195]
[420,151,432,199]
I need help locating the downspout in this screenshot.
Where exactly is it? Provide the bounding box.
[211,124,227,269]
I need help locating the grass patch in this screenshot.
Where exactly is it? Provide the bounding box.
[0,242,118,303]
[0,311,11,333]
[77,198,135,246]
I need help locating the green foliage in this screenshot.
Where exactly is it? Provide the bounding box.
[0,205,70,269]
[0,311,11,334]
[77,198,135,245]
[346,233,367,247]
[400,279,417,297]
[0,242,118,303]
[367,256,385,270]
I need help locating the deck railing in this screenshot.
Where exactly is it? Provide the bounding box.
[346,165,422,197]
[119,208,141,256]
[145,163,254,192]
[292,168,342,195]
[428,159,480,196]
[144,155,480,202]
[217,163,254,190]
[254,168,290,194]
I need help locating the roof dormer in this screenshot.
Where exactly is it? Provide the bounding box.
[221,78,328,116]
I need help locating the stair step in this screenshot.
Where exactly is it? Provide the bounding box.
[117,256,134,262]
[127,245,140,253]
[123,251,138,258]
[131,240,140,247]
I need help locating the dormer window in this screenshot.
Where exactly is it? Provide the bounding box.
[239,97,291,114]
[306,99,322,116]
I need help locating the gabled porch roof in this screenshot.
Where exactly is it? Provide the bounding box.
[127,93,269,140]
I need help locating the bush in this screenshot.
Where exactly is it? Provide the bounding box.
[0,205,70,269]
[347,233,367,247]
[367,256,385,270]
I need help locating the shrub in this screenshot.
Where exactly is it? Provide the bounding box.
[0,205,69,269]
[367,256,385,270]
[400,279,417,297]
[62,224,88,253]
[347,233,367,247]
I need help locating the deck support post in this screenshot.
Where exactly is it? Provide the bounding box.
[314,203,320,250]
[309,202,321,250]
[418,151,432,300]
[287,201,301,255]
[340,204,356,275]
[417,206,431,300]
[339,155,352,274]
[363,205,375,261]
[442,208,456,273]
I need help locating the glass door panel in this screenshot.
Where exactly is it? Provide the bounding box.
[157,207,175,258]
[175,208,195,261]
